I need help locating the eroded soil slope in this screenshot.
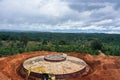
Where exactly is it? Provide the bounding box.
[0,51,120,80]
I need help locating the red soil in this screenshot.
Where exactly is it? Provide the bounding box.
[0,51,120,80]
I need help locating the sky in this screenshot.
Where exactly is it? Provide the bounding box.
[0,0,120,34]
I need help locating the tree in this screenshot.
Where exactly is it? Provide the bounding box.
[42,40,48,45]
[0,41,3,47]
[19,35,28,47]
[91,40,103,50]
[58,40,66,45]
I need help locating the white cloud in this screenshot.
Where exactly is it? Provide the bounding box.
[38,0,72,17]
[55,20,84,30]
[94,19,113,25]
[0,0,78,19]
[80,25,106,30]
[0,19,120,33]
[112,27,120,30]
[105,31,120,34]
[0,0,120,34]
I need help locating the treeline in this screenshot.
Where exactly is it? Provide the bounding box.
[0,32,120,56]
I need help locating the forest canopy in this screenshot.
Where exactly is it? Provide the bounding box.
[0,32,120,56]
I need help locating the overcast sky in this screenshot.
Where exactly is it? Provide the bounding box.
[0,0,120,33]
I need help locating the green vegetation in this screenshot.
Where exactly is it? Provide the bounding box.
[91,40,103,50]
[0,32,120,56]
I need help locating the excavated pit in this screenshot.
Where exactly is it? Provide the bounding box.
[21,54,87,79]
[0,51,119,80]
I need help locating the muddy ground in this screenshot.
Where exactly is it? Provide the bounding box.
[0,51,120,80]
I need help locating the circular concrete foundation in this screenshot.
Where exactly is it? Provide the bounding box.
[22,54,87,79]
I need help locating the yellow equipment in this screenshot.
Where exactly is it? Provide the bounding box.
[26,67,56,80]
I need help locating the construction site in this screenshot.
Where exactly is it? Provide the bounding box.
[0,51,120,80]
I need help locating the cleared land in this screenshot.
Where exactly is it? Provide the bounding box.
[0,51,120,80]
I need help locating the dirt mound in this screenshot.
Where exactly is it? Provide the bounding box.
[0,51,120,80]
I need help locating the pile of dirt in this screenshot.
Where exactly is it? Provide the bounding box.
[0,51,120,80]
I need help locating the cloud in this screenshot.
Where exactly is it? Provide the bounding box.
[0,0,80,23]
[93,19,113,25]
[105,31,120,34]
[0,0,120,34]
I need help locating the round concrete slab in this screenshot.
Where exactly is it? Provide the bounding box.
[23,54,87,79]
